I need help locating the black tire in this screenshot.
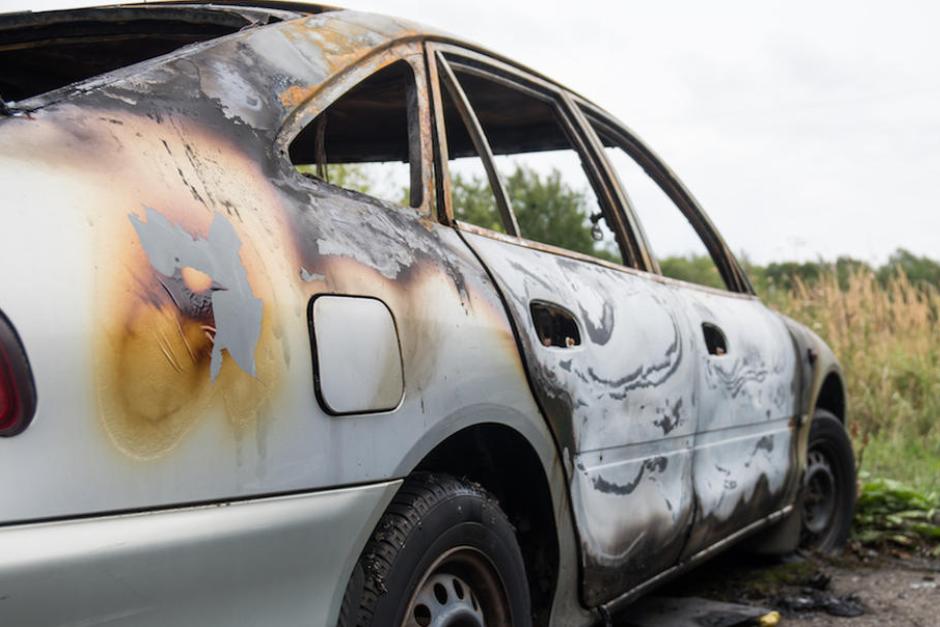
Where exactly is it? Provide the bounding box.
[800,409,856,552]
[339,473,532,627]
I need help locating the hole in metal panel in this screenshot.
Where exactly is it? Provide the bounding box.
[530,301,581,349]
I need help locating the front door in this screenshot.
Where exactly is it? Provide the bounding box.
[427,45,699,605]
[677,289,802,556]
[580,109,803,559]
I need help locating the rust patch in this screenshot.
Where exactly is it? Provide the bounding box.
[279,84,314,109]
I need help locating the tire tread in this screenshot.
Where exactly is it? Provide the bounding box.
[339,473,512,627]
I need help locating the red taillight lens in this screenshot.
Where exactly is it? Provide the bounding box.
[0,365,11,426]
[0,310,36,436]
[0,351,18,431]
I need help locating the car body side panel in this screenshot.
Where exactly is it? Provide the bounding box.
[0,14,547,528]
[0,16,601,626]
[0,482,399,627]
[460,232,699,606]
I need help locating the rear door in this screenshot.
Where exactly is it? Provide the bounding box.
[427,45,699,605]
[579,107,803,558]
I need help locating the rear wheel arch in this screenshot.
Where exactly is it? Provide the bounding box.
[413,423,559,626]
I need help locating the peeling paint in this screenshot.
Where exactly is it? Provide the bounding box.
[130,207,262,381]
[299,267,325,282]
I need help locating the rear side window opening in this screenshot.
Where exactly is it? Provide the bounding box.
[289,59,423,209]
[0,6,279,104]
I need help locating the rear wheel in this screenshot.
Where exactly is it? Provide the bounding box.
[800,409,856,552]
[339,473,532,627]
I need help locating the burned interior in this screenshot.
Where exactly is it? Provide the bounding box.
[289,59,422,207]
[0,4,318,104]
[441,64,571,160]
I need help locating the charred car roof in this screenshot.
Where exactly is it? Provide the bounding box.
[0,2,577,113]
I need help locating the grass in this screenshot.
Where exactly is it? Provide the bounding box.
[768,270,940,494]
[861,438,940,496]
[853,475,940,555]
[766,270,940,552]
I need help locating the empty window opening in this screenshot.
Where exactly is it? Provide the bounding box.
[0,6,277,103]
[588,116,729,290]
[446,61,621,264]
[290,60,421,208]
[531,301,581,349]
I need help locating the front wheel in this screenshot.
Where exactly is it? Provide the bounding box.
[339,473,532,627]
[800,409,857,552]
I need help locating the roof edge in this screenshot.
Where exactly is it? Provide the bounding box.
[131,1,340,15]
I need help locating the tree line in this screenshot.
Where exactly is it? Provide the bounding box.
[312,162,939,293]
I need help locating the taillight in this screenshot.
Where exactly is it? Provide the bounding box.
[0,309,36,436]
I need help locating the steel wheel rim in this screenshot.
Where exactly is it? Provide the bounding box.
[402,547,510,627]
[802,446,838,541]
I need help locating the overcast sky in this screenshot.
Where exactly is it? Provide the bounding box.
[4,0,939,263]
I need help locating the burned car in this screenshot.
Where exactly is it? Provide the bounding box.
[0,3,856,626]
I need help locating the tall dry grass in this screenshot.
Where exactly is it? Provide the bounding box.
[771,271,940,489]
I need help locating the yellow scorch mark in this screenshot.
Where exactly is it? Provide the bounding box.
[181,266,213,293]
[86,112,291,461]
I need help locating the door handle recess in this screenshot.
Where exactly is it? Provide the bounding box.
[702,322,728,356]
[530,301,581,349]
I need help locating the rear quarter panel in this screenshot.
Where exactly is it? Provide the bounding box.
[0,14,556,525]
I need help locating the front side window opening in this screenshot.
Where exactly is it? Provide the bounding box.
[449,64,621,264]
[289,60,421,208]
[589,117,729,290]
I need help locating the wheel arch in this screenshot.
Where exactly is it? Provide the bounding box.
[778,312,846,422]
[413,422,560,626]
[815,370,846,423]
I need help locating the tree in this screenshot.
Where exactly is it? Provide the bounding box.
[659,255,725,289]
[834,256,873,290]
[759,257,872,292]
[451,172,503,232]
[878,248,940,289]
[303,163,940,292]
[764,260,822,291]
[453,165,620,263]
[506,167,600,259]
[296,163,375,196]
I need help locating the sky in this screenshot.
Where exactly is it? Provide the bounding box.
[3,0,939,264]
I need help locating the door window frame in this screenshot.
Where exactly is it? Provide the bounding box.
[576,99,756,295]
[275,42,435,217]
[425,42,645,271]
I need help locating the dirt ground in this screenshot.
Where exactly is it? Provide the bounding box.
[782,564,937,626]
[615,546,940,626]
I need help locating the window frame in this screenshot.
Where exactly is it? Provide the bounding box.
[425,42,643,271]
[275,42,434,216]
[576,99,756,295]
